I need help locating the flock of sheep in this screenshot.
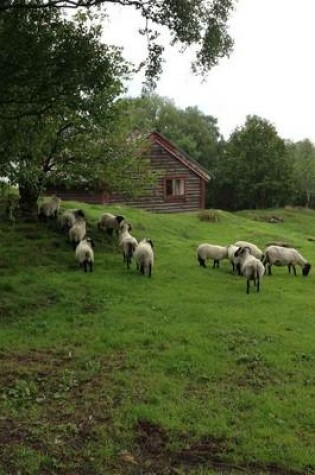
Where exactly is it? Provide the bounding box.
[38,196,154,277]
[38,195,312,292]
[197,240,311,294]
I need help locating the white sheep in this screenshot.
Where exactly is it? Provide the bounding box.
[234,241,263,260]
[196,244,228,269]
[98,213,125,236]
[69,218,86,249]
[227,244,241,275]
[119,225,138,270]
[75,238,94,272]
[263,245,311,276]
[60,209,85,233]
[38,195,61,221]
[234,246,265,294]
[134,239,154,277]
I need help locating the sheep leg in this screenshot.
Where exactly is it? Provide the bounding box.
[89,262,93,272]
[288,264,291,274]
[236,263,241,275]
[148,264,152,278]
[256,278,260,292]
[139,264,145,275]
[83,261,88,273]
[292,265,297,276]
[267,264,272,275]
[198,256,206,267]
[246,280,250,294]
[213,260,219,269]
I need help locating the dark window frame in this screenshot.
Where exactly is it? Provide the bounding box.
[164,176,186,202]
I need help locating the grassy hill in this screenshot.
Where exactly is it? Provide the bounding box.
[0,203,315,474]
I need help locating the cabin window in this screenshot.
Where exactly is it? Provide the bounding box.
[165,177,185,200]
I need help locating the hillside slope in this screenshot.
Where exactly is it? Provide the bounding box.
[0,204,314,474]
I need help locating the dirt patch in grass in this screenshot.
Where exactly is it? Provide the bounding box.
[0,348,127,474]
[130,419,309,475]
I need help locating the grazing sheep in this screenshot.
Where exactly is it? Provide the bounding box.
[263,245,311,276]
[234,246,265,294]
[119,226,138,270]
[75,238,94,272]
[196,244,228,269]
[234,241,263,260]
[227,244,241,275]
[134,239,154,277]
[98,213,125,236]
[38,195,61,221]
[60,209,85,233]
[69,218,86,249]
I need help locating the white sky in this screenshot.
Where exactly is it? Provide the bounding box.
[103,0,315,143]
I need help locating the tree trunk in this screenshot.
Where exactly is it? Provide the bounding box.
[305,191,310,208]
[18,183,40,220]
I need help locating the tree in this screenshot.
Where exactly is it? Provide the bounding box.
[287,139,315,207]
[1,0,235,89]
[0,7,152,217]
[216,116,293,210]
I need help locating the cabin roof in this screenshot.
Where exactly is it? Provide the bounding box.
[149,131,211,183]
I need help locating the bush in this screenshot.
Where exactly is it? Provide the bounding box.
[197,209,220,223]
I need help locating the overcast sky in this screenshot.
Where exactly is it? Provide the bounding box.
[103,0,315,143]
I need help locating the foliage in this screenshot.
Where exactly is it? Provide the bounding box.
[287,139,315,207]
[0,0,236,90]
[0,203,315,473]
[0,7,154,216]
[215,115,293,210]
[123,94,222,172]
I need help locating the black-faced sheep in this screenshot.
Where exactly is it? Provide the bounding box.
[75,238,94,272]
[119,224,138,270]
[196,244,228,269]
[234,241,263,260]
[227,244,241,275]
[134,239,154,277]
[69,218,86,249]
[234,246,265,294]
[263,245,311,276]
[98,213,125,236]
[60,209,85,233]
[38,196,61,221]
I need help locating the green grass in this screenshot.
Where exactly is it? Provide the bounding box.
[0,203,315,474]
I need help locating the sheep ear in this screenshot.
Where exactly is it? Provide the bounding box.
[148,239,154,248]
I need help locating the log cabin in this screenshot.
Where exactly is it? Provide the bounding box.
[49,131,210,213]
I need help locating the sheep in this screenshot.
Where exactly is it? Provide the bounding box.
[119,225,138,270]
[134,239,154,277]
[98,213,125,236]
[234,246,265,294]
[263,245,311,276]
[75,238,94,272]
[234,241,263,260]
[196,244,228,269]
[60,209,85,233]
[227,244,241,275]
[38,195,61,221]
[69,218,86,249]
